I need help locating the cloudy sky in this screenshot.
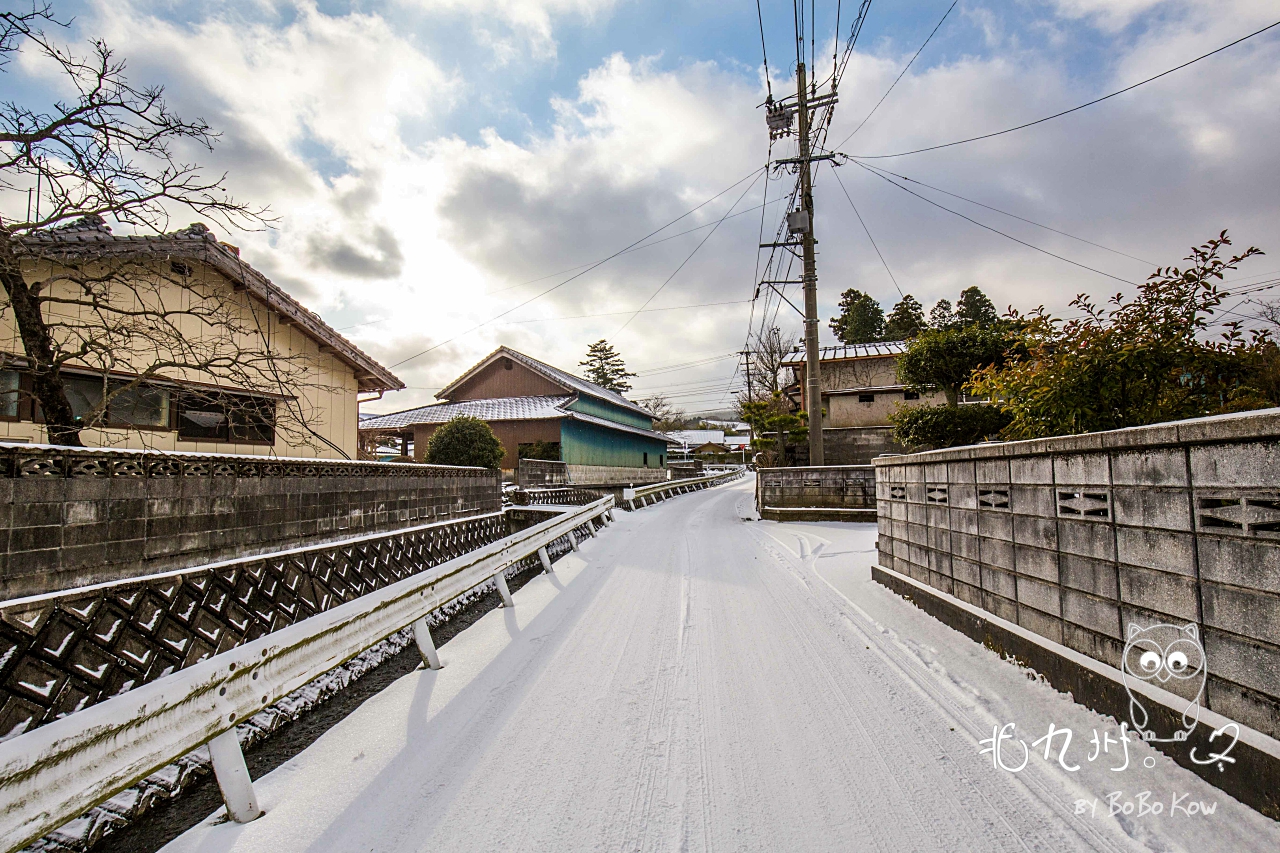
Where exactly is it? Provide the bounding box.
[9,0,1280,415]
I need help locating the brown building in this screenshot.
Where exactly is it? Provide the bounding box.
[783,342,945,464]
[359,347,669,481]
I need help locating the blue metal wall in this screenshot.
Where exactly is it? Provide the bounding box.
[565,396,655,430]
[559,418,667,467]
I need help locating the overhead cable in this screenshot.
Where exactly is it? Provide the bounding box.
[854,160,1136,285]
[388,166,766,369]
[844,18,1280,160]
[833,0,956,149]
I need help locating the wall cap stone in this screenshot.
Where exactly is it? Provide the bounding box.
[872,407,1280,468]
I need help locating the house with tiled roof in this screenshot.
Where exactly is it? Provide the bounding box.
[782,341,945,464]
[3,216,402,458]
[359,346,670,479]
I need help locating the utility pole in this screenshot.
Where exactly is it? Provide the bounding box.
[740,348,754,401]
[795,61,824,466]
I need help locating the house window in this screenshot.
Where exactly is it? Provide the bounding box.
[858,394,875,403]
[643,452,649,467]
[660,454,664,467]
[0,370,19,419]
[178,391,275,444]
[65,375,106,423]
[111,383,170,427]
[903,390,920,401]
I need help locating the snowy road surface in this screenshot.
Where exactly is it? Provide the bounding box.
[165,475,1280,853]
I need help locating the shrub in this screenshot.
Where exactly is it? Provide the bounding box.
[970,232,1272,438]
[889,404,1012,451]
[425,416,505,469]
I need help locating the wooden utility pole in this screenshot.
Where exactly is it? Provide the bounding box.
[795,61,824,466]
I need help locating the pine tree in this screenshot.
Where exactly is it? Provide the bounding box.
[829,288,885,344]
[955,286,1000,328]
[884,295,926,340]
[930,299,956,330]
[579,339,637,393]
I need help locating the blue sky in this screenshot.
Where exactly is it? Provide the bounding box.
[9,1,1280,413]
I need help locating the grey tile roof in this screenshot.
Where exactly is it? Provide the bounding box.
[441,347,652,418]
[782,341,907,364]
[16,216,402,392]
[359,396,573,430]
[566,410,668,442]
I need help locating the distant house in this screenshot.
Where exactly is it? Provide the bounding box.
[692,442,731,456]
[782,342,945,464]
[359,346,669,476]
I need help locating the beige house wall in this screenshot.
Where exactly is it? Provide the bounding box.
[790,353,947,429]
[0,258,361,459]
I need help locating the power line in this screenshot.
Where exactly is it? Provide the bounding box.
[387,166,765,370]
[832,0,956,150]
[616,170,764,332]
[853,160,1137,285]
[858,162,1155,265]
[483,194,790,298]
[501,299,750,326]
[830,164,904,298]
[845,18,1280,160]
[756,0,772,99]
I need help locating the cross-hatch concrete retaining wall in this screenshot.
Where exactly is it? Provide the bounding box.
[872,408,1280,742]
[0,444,501,600]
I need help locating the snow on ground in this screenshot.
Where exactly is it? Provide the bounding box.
[162,476,1280,853]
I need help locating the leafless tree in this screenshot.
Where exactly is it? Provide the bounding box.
[745,326,798,397]
[0,4,283,447]
[639,392,696,431]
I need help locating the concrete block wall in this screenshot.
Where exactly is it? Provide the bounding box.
[757,465,876,510]
[874,408,1280,741]
[0,443,501,600]
[566,464,667,486]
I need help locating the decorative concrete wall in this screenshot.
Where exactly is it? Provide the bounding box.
[0,443,501,600]
[756,465,876,522]
[873,408,1280,740]
[0,507,594,738]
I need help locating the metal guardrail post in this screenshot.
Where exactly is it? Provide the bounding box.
[207,730,263,823]
[568,530,580,551]
[537,546,554,574]
[412,616,443,670]
[494,570,515,607]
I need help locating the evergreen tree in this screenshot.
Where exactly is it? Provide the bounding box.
[426,416,505,469]
[884,295,926,340]
[929,299,956,329]
[955,286,1000,328]
[579,339,637,393]
[829,288,885,344]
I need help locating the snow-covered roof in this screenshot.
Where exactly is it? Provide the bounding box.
[359,396,573,430]
[440,346,651,418]
[666,429,725,446]
[358,394,669,443]
[17,216,403,392]
[782,341,906,365]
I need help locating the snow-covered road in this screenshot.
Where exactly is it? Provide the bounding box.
[165,476,1280,853]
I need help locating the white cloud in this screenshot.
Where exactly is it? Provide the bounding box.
[400,0,621,60]
[25,0,1280,419]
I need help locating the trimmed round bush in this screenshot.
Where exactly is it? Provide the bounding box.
[425,416,505,469]
[889,404,1012,451]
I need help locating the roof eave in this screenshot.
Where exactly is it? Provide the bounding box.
[17,233,404,393]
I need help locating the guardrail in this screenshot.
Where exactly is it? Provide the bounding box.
[0,496,615,852]
[621,466,745,510]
